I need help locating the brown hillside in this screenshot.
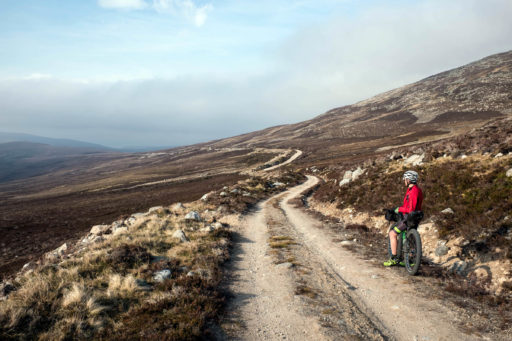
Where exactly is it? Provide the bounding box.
[208,51,512,161]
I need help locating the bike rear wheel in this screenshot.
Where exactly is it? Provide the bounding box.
[404,229,422,275]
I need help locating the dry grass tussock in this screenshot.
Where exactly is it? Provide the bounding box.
[0,172,305,339]
[0,203,230,340]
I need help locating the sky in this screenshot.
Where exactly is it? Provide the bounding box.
[0,0,511,148]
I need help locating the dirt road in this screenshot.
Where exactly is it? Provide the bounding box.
[226,176,482,340]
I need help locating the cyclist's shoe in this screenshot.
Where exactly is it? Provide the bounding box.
[383,258,399,267]
[399,260,405,267]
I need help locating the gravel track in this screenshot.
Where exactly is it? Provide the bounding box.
[225,176,481,340]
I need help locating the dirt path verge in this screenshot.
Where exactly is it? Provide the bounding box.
[225,176,494,340]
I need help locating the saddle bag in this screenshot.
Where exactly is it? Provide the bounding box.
[406,211,424,228]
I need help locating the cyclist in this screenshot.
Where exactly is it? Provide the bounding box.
[384,170,423,267]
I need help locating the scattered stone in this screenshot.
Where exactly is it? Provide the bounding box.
[371,274,379,279]
[200,225,215,233]
[435,243,449,257]
[340,240,353,246]
[351,167,365,181]
[342,170,353,181]
[173,203,185,210]
[90,224,110,235]
[272,182,285,187]
[220,192,228,197]
[403,153,425,166]
[172,229,189,242]
[22,262,35,272]
[230,188,240,194]
[91,236,104,244]
[276,262,294,269]
[201,193,210,201]
[494,152,504,158]
[113,226,128,236]
[131,213,147,219]
[55,243,68,255]
[185,211,201,221]
[441,208,454,215]
[460,154,468,159]
[213,222,223,229]
[506,168,512,177]
[338,178,351,187]
[153,269,172,283]
[148,206,163,213]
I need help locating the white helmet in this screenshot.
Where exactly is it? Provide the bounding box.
[403,170,419,183]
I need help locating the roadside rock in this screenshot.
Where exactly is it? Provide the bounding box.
[351,167,365,181]
[441,208,455,215]
[220,191,227,197]
[55,243,68,255]
[435,242,449,257]
[113,226,128,236]
[272,182,285,187]
[22,262,36,272]
[186,268,208,278]
[276,262,294,269]
[90,224,110,235]
[173,203,185,210]
[200,225,215,233]
[340,240,353,246]
[153,269,172,283]
[148,206,163,213]
[494,152,503,158]
[404,153,425,166]
[339,178,351,187]
[185,211,201,221]
[506,168,512,177]
[172,229,189,242]
[201,193,210,201]
[213,222,223,229]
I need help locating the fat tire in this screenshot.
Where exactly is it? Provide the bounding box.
[404,229,422,275]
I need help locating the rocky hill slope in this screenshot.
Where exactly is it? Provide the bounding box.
[209,51,512,160]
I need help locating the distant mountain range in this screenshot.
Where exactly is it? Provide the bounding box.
[0,132,115,151]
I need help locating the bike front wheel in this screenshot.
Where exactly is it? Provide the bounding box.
[404,229,422,275]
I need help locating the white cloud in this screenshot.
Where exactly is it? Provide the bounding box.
[153,0,213,27]
[98,0,148,10]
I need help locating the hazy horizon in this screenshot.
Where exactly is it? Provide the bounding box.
[1,0,511,148]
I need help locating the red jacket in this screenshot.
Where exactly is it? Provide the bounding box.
[399,185,423,214]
